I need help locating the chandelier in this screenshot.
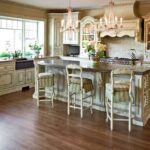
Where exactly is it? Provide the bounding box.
[99,0,123,32]
[60,0,78,33]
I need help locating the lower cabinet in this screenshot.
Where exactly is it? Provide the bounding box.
[0,60,34,96]
[26,68,34,84]
[15,68,34,87]
[0,71,15,90]
[15,70,26,85]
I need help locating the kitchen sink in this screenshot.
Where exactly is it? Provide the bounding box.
[15,58,34,70]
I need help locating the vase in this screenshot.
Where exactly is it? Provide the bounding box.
[35,52,40,58]
[89,55,99,62]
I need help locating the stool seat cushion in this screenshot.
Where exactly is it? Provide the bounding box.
[38,72,53,78]
[106,83,130,103]
[38,72,54,88]
[69,77,94,93]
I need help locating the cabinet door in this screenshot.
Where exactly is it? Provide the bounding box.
[15,70,26,85]
[25,69,34,84]
[145,21,150,51]
[0,72,14,89]
[80,16,97,57]
[143,16,150,61]
[48,13,63,56]
[54,19,63,56]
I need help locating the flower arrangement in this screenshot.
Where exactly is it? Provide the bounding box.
[95,42,106,58]
[29,41,42,54]
[86,41,106,59]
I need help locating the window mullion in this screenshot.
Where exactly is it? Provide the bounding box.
[22,20,25,57]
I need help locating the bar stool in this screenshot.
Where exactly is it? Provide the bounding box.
[66,64,94,118]
[105,68,134,132]
[36,72,55,107]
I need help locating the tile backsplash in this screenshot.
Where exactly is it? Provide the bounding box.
[102,36,144,59]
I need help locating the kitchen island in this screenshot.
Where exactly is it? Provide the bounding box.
[34,56,150,126]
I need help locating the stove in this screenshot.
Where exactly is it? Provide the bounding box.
[100,57,141,65]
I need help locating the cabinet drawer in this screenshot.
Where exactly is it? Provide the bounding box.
[0,64,15,72]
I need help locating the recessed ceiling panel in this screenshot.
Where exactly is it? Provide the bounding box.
[7,0,137,9]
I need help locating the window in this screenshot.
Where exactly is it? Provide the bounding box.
[0,17,44,58]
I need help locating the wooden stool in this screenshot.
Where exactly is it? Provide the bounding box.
[105,68,134,132]
[66,64,94,118]
[37,72,55,107]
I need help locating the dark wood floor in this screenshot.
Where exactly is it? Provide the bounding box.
[0,89,150,150]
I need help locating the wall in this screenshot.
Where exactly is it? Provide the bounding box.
[0,1,47,20]
[102,36,144,59]
[134,1,150,17]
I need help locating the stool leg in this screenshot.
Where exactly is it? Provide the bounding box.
[37,80,39,107]
[90,91,93,114]
[67,86,70,115]
[110,99,113,131]
[73,94,76,109]
[51,86,55,108]
[51,91,54,108]
[129,101,132,132]
[105,97,109,122]
[80,91,83,118]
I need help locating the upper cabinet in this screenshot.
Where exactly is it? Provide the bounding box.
[143,14,150,61]
[62,12,79,45]
[80,16,97,57]
[144,15,150,51]
[48,13,63,56]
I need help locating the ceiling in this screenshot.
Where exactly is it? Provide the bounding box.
[5,0,142,10]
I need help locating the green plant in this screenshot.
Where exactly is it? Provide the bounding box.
[0,51,11,58]
[86,41,96,56]
[29,41,42,54]
[11,50,22,58]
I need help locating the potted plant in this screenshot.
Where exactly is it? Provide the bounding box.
[11,50,22,58]
[86,41,96,60]
[29,41,42,57]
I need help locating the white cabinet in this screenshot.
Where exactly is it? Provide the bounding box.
[15,68,34,86]
[0,61,15,90]
[0,72,15,90]
[0,60,34,96]
[26,68,34,84]
[15,70,26,85]
[48,13,63,56]
[62,12,79,45]
[80,16,97,57]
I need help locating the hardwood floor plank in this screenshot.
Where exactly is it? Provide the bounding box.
[0,89,150,150]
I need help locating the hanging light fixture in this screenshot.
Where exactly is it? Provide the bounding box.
[60,0,78,33]
[99,0,123,32]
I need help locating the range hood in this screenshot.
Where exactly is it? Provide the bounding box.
[99,1,142,41]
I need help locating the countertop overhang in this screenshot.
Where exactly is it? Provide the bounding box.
[37,57,150,75]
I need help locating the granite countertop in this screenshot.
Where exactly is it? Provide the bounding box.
[0,58,15,63]
[37,57,150,75]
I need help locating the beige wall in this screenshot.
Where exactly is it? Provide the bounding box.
[134,1,150,17]
[0,1,47,20]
